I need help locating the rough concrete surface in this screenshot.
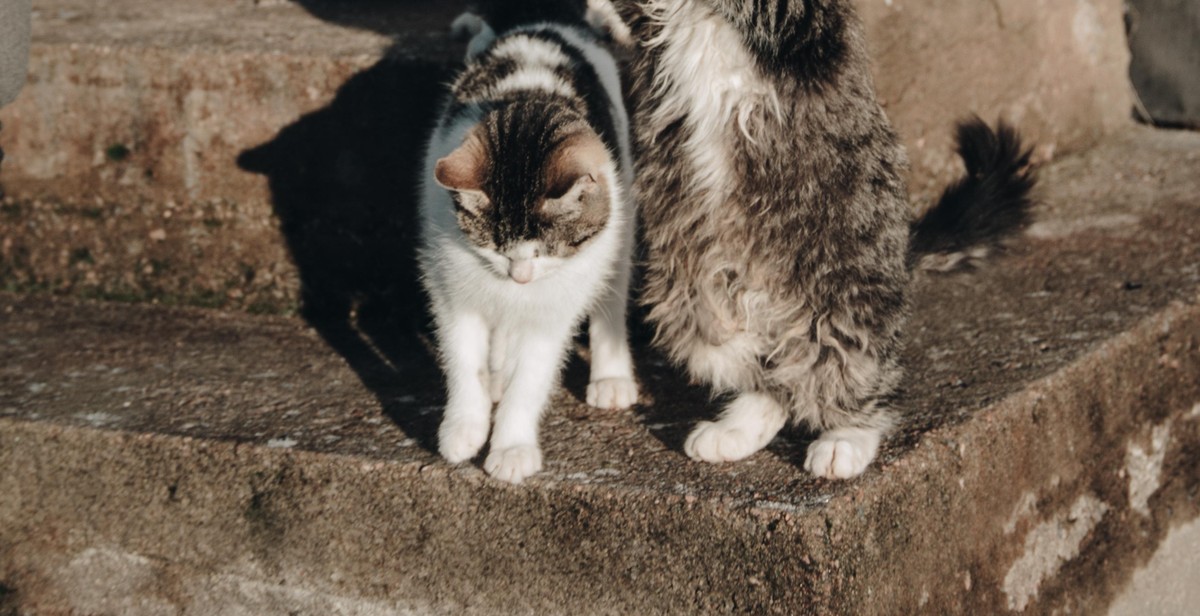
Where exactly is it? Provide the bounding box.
[0,0,1134,313]
[1,0,459,204]
[1,127,1199,613]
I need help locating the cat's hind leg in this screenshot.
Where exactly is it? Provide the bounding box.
[449,12,496,60]
[585,252,638,410]
[585,0,633,47]
[684,391,788,463]
[436,312,493,464]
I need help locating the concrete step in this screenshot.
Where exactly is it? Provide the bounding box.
[0,0,1133,314]
[2,127,1199,614]
[0,0,464,314]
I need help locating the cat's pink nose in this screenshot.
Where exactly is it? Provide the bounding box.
[509,260,534,284]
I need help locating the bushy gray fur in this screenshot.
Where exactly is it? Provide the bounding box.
[611,0,1032,475]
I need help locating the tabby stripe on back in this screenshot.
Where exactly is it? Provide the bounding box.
[447,28,620,173]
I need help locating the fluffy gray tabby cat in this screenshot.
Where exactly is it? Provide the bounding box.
[605,0,1033,478]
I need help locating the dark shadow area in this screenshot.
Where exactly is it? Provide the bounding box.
[0,141,7,200]
[290,0,466,33]
[1125,0,1200,130]
[288,0,596,49]
[621,351,727,454]
[628,358,818,461]
[238,50,455,452]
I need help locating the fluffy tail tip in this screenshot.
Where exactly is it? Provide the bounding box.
[911,117,1036,271]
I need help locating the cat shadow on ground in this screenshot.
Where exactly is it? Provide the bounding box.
[289,0,468,39]
[237,51,453,452]
[557,332,729,454]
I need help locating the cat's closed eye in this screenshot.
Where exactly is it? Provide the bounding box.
[452,191,490,218]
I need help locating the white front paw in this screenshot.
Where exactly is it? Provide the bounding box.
[684,421,762,463]
[438,417,489,464]
[803,430,879,479]
[483,444,543,484]
[586,377,638,410]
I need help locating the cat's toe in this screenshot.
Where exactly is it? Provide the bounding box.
[484,444,543,484]
[586,377,639,409]
[804,440,866,478]
[803,429,879,479]
[684,421,761,463]
[438,418,489,464]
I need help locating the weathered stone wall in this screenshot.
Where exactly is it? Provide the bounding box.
[1127,0,1200,128]
[0,0,1135,313]
[859,0,1132,200]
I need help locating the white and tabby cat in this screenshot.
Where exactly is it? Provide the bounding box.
[419,5,638,484]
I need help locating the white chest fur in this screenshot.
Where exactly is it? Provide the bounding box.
[644,0,780,207]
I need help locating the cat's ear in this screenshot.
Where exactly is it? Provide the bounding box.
[435,129,489,193]
[540,174,599,220]
[545,131,609,199]
[541,131,610,220]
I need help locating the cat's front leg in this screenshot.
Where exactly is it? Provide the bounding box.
[484,331,570,483]
[435,311,493,464]
[488,328,510,404]
[803,426,883,479]
[585,255,639,410]
[685,391,788,462]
